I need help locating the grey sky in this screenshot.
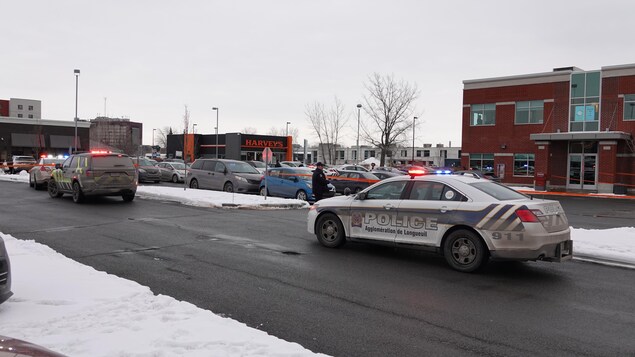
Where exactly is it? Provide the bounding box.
[3,0,634,147]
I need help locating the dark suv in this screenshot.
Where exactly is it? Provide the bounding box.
[0,235,12,305]
[48,152,138,203]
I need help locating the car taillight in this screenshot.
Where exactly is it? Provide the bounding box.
[516,209,540,223]
[39,165,48,172]
[85,170,92,177]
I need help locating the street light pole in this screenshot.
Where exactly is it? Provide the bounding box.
[412,116,418,165]
[356,104,362,164]
[212,107,219,158]
[152,129,156,147]
[73,69,80,153]
[286,121,291,137]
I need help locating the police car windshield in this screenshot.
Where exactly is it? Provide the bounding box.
[469,182,528,201]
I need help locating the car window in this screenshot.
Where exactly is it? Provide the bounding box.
[470,181,527,201]
[409,181,445,200]
[190,160,203,169]
[214,162,226,173]
[69,156,79,168]
[349,173,360,179]
[269,168,281,178]
[92,156,134,169]
[225,161,259,174]
[171,163,186,170]
[365,181,407,200]
[62,157,72,169]
[202,161,216,171]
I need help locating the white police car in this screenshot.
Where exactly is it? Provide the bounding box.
[307,171,572,272]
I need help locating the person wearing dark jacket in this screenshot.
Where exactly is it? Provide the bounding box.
[312,162,330,201]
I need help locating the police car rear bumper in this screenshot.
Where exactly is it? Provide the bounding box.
[490,239,573,262]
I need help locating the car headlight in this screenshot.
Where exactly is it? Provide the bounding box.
[236,176,248,183]
[138,168,147,174]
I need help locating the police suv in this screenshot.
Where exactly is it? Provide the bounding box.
[307,170,572,272]
[48,151,138,203]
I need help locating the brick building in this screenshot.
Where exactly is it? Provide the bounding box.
[462,64,635,194]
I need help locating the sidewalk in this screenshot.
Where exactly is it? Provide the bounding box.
[514,187,635,200]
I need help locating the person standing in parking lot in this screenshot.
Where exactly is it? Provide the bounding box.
[312,162,330,201]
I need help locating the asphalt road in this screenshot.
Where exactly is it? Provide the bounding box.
[1,181,635,356]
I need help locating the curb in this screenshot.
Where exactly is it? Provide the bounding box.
[518,190,635,200]
[574,254,635,270]
[221,202,308,209]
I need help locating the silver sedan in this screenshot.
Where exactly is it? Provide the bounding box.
[157,162,187,183]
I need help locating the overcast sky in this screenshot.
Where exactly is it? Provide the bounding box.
[3,0,635,147]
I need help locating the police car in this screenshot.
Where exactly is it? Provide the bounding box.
[307,170,572,272]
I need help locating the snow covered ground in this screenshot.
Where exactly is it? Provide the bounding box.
[0,172,634,356]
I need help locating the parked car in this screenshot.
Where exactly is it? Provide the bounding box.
[308,172,572,273]
[335,164,369,172]
[157,162,187,183]
[371,170,402,180]
[330,170,380,194]
[29,157,66,190]
[246,160,267,174]
[187,158,262,193]
[259,167,335,201]
[0,235,12,305]
[3,155,37,174]
[281,161,305,167]
[132,157,161,183]
[454,170,501,182]
[48,152,138,203]
[0,335,66,356]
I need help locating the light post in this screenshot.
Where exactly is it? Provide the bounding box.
[286,121,291,137]
[152,128,156,147]
[73,69,80,153]
[193,123,197,133]
[412,116,418,165]
[212,107,219,158]
[356,104,362,164]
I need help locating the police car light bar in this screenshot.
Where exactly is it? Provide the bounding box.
[90,150,112,154]
[408,169,427,178]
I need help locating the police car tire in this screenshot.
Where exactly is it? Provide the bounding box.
[443,230,488,273]
[316,213,346,248]
[122,193,135,202]
[29,175,34,188]
[72,182,85,204]
[48,179,63,198]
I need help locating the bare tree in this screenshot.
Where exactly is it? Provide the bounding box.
[306,97,349,165]
[361,73,419,166]
[267,126,300,147]
[155,126,174,149]
[182,105,190,135]
[242,127,258,134]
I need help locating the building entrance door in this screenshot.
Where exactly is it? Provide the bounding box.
[568,154,597,190]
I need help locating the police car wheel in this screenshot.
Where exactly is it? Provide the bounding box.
[296,190,307,201]
[72,182,85,203]
[48,179,63,198]
[29,175,34,188]
[122,193,135,202]
[316,213,346,248]
[189,179,199,189]
[443,230,488,273]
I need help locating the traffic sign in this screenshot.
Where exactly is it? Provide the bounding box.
[262,147,273,163]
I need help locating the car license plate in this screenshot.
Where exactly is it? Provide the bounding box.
[110,173,120,177]
[543,204,560,215]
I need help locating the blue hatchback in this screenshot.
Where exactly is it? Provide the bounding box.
[260,167,327,201]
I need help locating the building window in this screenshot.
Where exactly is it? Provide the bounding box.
[515,100,544,124]
[513,154,535,177]
[28,114,34,118]
[570,71,600,132]
[469,154,494,173]
[401,150,407,157]
[28,105,34,110]
[470,104,496,126]
[423,150,430,157]
[17,114,23,118]
[624,94,635,120]
[18,104,23,110]
[416,150,422,157]
[337,150,345,160]
[352,150,357,160]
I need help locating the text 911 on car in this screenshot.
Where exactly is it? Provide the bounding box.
[307,171,572,273]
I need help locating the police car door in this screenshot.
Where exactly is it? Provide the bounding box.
[349,180,409,243]
[395,180,465,247]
